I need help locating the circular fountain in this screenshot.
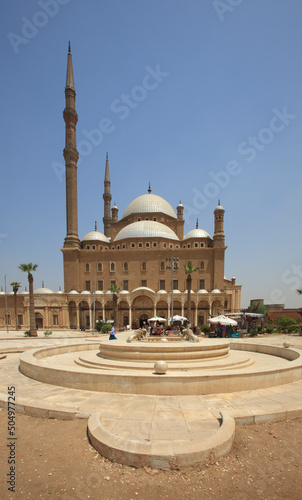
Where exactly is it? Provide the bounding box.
[19,334,302,396]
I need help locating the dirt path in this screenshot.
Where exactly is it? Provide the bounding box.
[0,410,301,500]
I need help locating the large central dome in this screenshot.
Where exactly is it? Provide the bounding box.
[114,221,179,241]
[122,193,177,219]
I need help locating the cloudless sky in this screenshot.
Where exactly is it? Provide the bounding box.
[1,0,301,308]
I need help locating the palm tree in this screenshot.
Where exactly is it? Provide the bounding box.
[10,282,21,330]
[110,284,120,328]
[18,263,38,337]
[184,262,199,325]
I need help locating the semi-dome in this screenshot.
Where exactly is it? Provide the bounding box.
[82,231,110,243]
[34,287,54,294]
[114,221,179,241]
[69,290,78,294]
[122,193,177,219]
[183,228,212,240]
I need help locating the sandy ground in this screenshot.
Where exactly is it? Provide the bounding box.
[0,410,302,500]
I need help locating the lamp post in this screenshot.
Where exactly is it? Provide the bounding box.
[166,257,179,327]
[4,275,9,333]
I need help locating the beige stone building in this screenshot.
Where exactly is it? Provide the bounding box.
[0,46,241,331]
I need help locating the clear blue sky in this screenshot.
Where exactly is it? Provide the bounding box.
[1,0,301,308]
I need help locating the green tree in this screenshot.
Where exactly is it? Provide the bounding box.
[278,315,296,332]
[10,282,21,330]
[248,300,268,316]
[183,262,199,325]
[18,263,38,337]
[297,290,302,295]
[110,284,120,328]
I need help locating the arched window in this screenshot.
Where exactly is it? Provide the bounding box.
[85,263,90,272]
[98,263,102,272]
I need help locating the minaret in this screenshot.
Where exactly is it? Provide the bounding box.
[63,42,80,248]
[103,153,112,237]
[213,200,225,247]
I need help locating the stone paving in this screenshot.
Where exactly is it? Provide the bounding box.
[1,330,302,467]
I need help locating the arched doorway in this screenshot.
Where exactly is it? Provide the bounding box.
[212,300,223,316]
[68,301,77,329]
[197,300,210,326]
[104,299,113,322]
[119,300,129,327]
[79,301,90,329]
[35,312,43,329]
[139,313,148,327]
[132,295,154,329]
[156,300,168,320]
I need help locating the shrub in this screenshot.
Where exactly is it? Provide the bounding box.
[101,324,111,334]
[278,316,296,332]
[23,331,30,337]
[43,330,52,336]
[201,324,211,334]
[266,326,274,334]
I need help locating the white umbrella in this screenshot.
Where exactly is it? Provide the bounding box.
[168,315,188,321]
[208,315,237,326]
[148,316,166,322]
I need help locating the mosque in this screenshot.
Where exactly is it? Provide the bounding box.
[0,47,241,331]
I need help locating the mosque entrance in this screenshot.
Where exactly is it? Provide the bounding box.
[139,314,148,327]
[35,312,43,329]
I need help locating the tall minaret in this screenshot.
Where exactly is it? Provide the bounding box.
[63,42,80,248]
[213,200,225,247]
[103,153,112,237]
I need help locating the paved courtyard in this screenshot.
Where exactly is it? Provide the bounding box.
[1,330,302,467]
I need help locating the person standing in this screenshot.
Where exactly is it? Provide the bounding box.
[109,324,117,340]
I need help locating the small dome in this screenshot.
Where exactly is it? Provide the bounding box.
[211,289,221,294]
[122,193,177,219]
[215,204,224,211]
[183,228,212,240]
[132,286,155,294]
[120,290,129,294]
[95,290,103,295]
[34,287,54,294]
[198,289,208,294]
[82,231,110,243]
[69,290,79,295]
[20,290,29,295]
[172,290,181,294]
[81,290,90,295]
[114,221,179,241]
[57,290,63,294]
[0,291,5,295]
[8,291,14,295]
[158,290,167,294]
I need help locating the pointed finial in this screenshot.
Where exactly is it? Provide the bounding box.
[196,218,199,229]
[148,182,152,194]
[68,41,71,54]
[218,199,220,206]
[42,281,44,288]
[95,220,97,231]
[59,286,62,291]
[106,152,108,160]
